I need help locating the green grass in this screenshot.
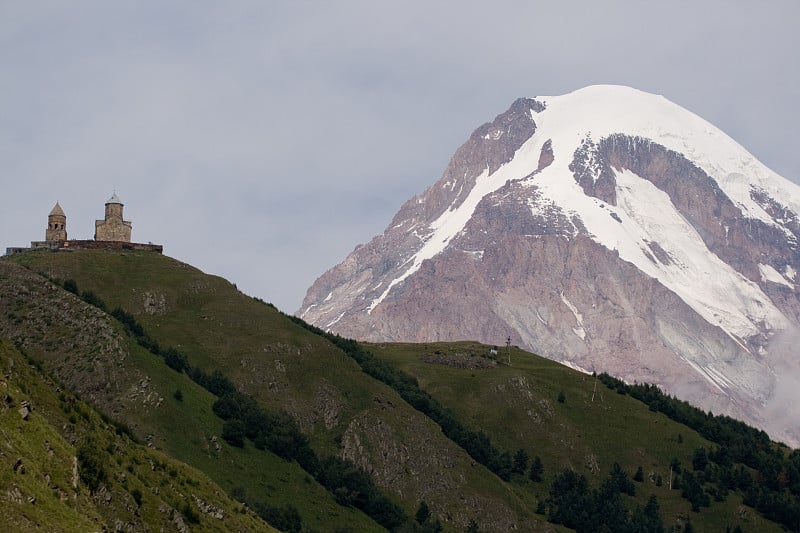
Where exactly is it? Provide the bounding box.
[0,337,272,532]
[3,250,792,533]
[5,253,525,529]
[367,341,783,532]
[0,254,386,532]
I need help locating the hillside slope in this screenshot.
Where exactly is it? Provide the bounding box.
[1,251,539,531]
[3,249,798,532]
[367,341,790,532]
[0,337,272,532]
[0,255,392,532]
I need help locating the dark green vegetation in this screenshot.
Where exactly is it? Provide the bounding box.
[365,341,798,532]
[599,374,800,529]
[1,249,797,532]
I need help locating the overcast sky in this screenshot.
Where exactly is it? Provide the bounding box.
[2,1,798,313]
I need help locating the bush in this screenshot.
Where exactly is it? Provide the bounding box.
[415,500,431,524]
[221,419,246,448]
[63,278,78,294]
[80,290,106,310]
[163,347,188,372]
[131,488,143,507]
[181,501,200,524]
[77,439,107,494]
[253,501,302,532]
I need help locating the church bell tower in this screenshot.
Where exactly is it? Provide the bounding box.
[45,202,67,241]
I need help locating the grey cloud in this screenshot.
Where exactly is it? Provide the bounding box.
[1,1,798,311]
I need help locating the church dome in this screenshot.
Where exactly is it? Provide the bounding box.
[106,193,123,205]
[49,202,65,217]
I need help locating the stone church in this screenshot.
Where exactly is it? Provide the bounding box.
[5,194,162,255]
[94,193,132,242]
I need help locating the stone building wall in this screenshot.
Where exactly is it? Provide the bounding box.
[95,218,132,242]
[95,199,132,242]
[8,241,162,255]
[62,240,162,253]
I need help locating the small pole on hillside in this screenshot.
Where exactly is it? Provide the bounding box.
[506,336,511,365]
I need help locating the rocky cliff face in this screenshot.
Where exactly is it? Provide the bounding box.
[300,85,800,446]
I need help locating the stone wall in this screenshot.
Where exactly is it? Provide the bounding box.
[6,241,162,256]
[95,218,132,242]
[62,240,162,253]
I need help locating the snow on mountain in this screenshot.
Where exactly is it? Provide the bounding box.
[370,86,795,343]
[300,85,800,445]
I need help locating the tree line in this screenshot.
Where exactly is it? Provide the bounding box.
[599,373,800,531]
[544,463,664,533]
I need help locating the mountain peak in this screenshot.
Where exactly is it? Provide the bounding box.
[300,87,800,446]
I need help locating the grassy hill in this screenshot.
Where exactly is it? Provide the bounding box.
[0,336,272,532]
[367,341,787,532]
[1,249,797,532]
[1,251,535,531]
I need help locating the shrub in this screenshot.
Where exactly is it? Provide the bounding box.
[131,488,143,507]
[415,500,431,524]
[221,419,246,448]
[63,279,78,294]
[77,439,107,494]
[181,501,200,524]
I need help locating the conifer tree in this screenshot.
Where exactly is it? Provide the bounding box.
[512,448,529,474]
[529,455,544,482]
[415,500,431,525]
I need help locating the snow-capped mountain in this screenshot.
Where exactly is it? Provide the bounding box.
[299,85,800,446]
